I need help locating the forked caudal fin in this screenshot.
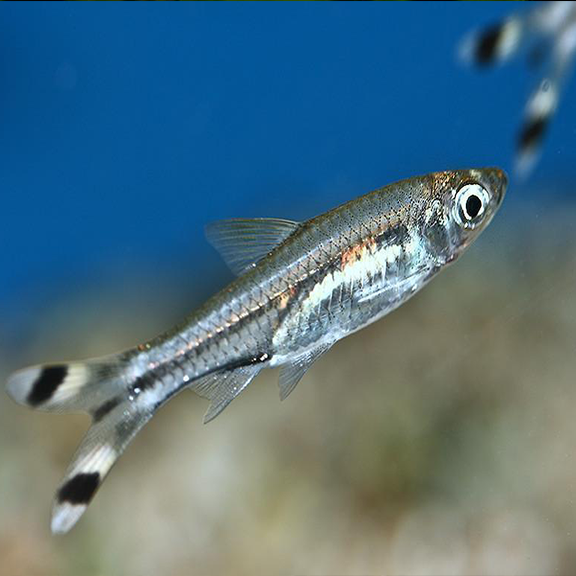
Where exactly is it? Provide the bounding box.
[5,355,158,534]
[6,354,266,533]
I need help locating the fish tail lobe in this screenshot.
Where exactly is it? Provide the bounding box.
[7,348,268,532]
[6,357,121,414]
[50,402,153,534]
[6,354,154,533]
[460,17,524,67]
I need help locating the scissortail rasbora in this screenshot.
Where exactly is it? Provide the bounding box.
[6,167,507,534]
[459,1,576,174]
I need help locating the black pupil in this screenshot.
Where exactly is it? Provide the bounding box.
[465,194,482,219]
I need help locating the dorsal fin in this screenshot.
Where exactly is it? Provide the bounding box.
[205,217,300,276]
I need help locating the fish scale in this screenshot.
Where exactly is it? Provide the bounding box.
[6,167,507,533]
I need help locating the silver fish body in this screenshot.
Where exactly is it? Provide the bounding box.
[133,168,505,382]
[6,167,507,533]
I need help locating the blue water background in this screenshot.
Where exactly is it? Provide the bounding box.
[1,2,575,340]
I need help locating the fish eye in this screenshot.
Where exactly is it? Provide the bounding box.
[454,183,489,228]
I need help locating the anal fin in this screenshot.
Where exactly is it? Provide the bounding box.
[192,364,263,423]
[278,343,333,401]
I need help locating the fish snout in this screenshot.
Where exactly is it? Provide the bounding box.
[485,167,508,204]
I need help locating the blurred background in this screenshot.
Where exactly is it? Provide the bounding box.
[1,2,576,575]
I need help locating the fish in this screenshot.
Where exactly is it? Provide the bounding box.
[459,1,576,175]
[6,167,507,534]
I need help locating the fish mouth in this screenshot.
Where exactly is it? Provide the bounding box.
[483,167,508,204]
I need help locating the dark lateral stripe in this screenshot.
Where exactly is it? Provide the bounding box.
[27,366,68,406]
[57,472,100,505]
[518,117,547,150]
[475,24,503,66]
[92,397,121,422]
[131,371,158,394]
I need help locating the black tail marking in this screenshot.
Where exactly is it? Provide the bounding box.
[475,24,504,66]
[92,397,121,423]
[519,116,548,151]
[27,366,68,406]
[57,472,100,505]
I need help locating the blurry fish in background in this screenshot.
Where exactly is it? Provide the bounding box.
[6,168,507,534]
[460,1,576,175]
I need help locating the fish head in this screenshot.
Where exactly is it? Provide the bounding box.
[423,167,507,265]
